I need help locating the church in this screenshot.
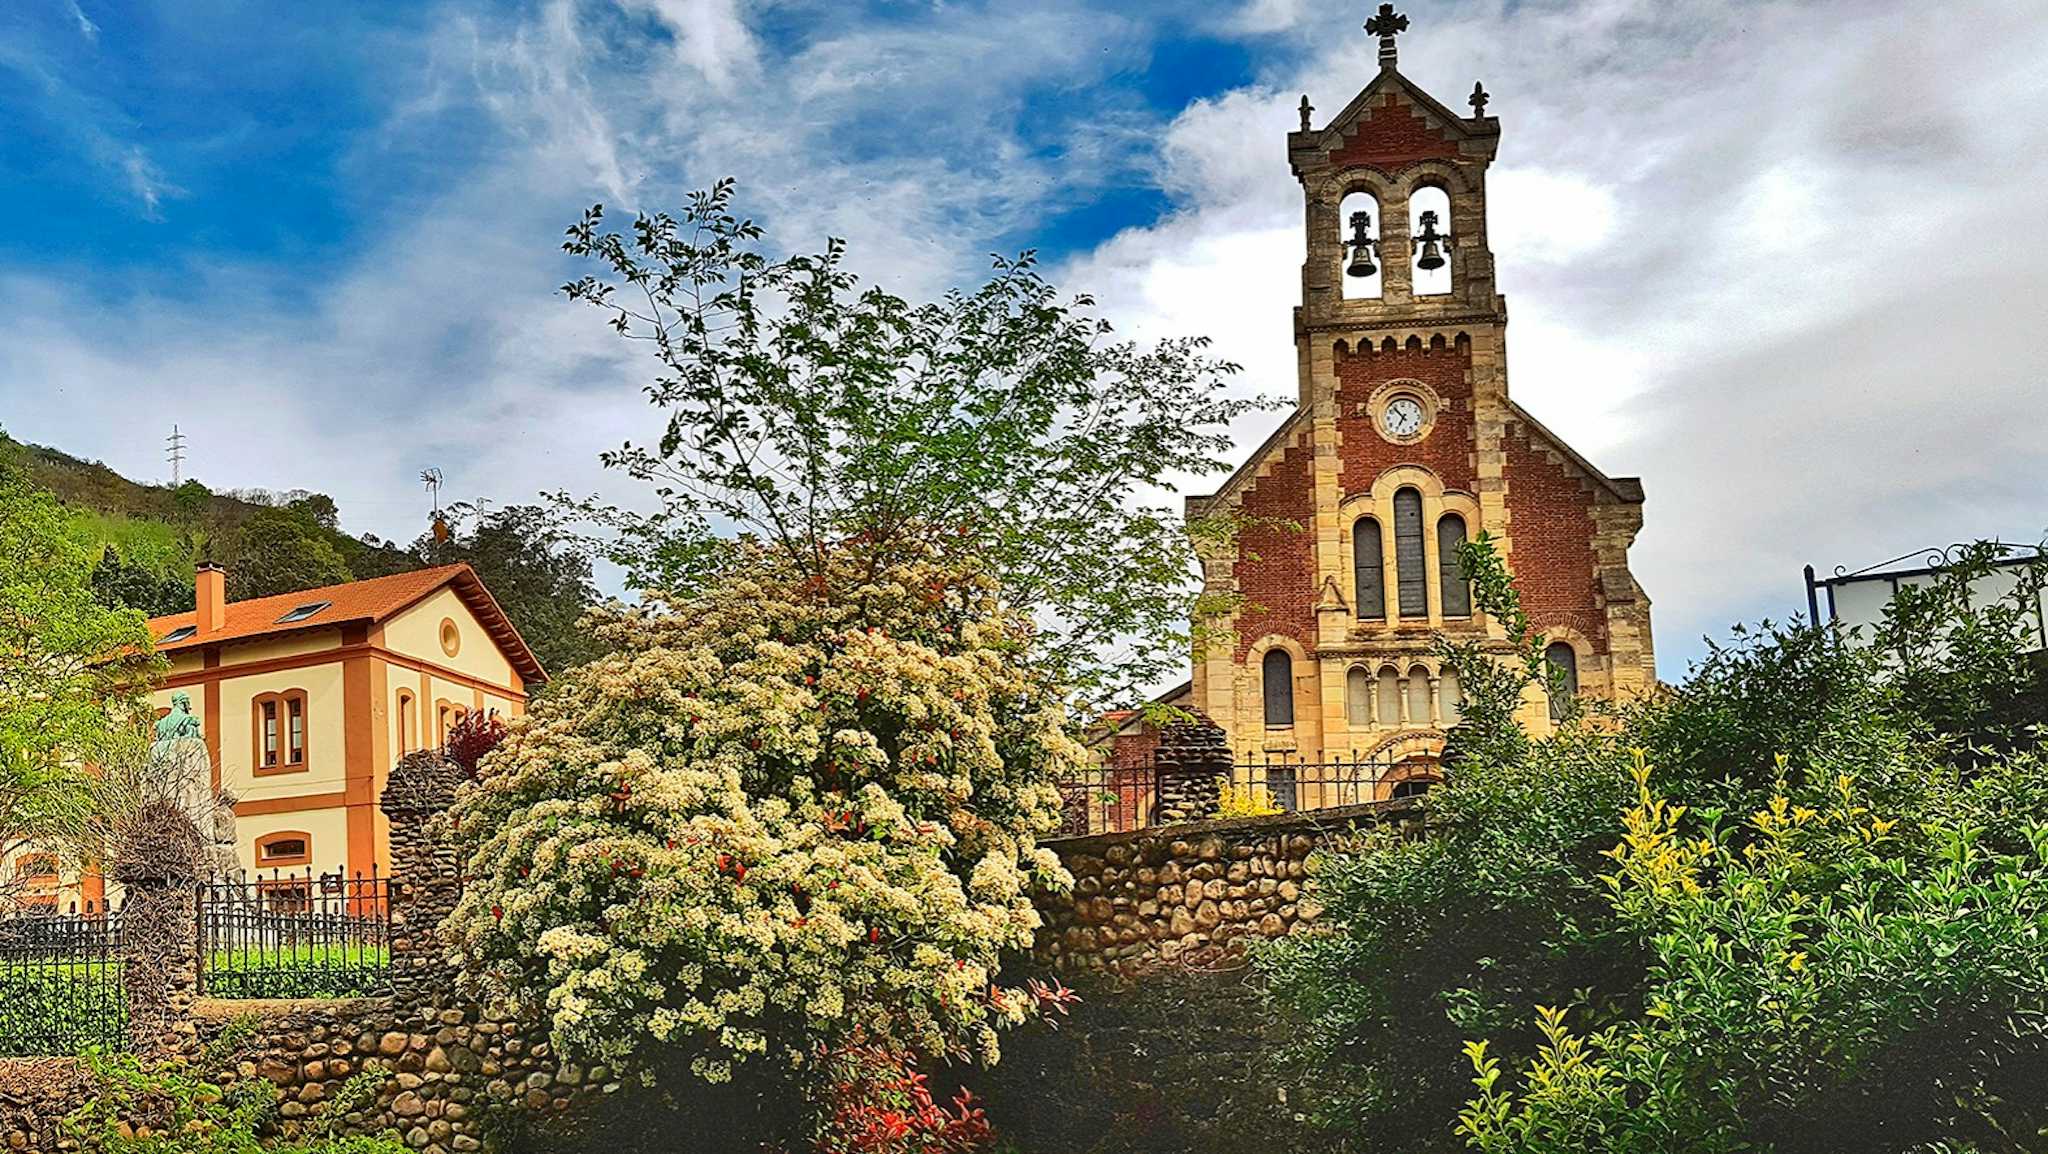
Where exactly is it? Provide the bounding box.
[1174,7,1657,779]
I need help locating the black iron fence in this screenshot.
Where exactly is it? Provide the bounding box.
[1058,750,1430,836]
[0,904,126,1056]
[197,869,392,999]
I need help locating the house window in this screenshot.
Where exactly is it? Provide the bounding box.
[1261,649,1295,728]
[396,690,417,756]
[437,700,468,747]
[255,832,312,868]
[1393,488,1427,618]
[1346,666,1373,726]
[275,601,331,624]
[252,691,310,773]
[1377,666,1403,726]
[1354,517,1386,621]
[1545,642,1579,721]
[1438,513,1471,617]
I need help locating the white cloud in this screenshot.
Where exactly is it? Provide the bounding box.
[5,0,2046,686]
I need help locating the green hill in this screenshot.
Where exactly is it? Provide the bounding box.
[0,431,423,617]
[0,430,601,677]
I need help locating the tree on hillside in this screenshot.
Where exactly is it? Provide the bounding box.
[0,468,162,899]
[555,180,1269,711]
[408,503,605,676]
[224,507,354,601]
[90,544,196,617]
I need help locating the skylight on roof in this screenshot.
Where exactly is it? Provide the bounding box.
[159,625,197,643]
[275,601,332,624]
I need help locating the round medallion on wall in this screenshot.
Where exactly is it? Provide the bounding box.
[439,617,462,658]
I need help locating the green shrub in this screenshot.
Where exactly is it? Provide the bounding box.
[1258,539,2048,1153]
[62,1050,406,1152]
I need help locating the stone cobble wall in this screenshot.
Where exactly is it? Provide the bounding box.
[1038,801,1414,975]
[193,997,606,1151]
[0,752,613,1154]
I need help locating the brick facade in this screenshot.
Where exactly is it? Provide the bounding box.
[1186,31,1654,761]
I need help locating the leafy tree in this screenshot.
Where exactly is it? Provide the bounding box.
[555,180,1267,710]
[409,503,605,676]
[447,542,1080,1146]
[224,508,353,601]
[283,490,342,532]
[0,468,161,899]
[89,545,195,617]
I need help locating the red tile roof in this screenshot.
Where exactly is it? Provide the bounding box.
[146,564,547,684]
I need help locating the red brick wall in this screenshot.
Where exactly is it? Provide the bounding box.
[1335,345,1477,493]
[1503,430,1606,651]
[1328,92,1462,171]
[1231,425,1318,659]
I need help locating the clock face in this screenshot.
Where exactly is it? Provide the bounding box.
[1382,396,1426,438]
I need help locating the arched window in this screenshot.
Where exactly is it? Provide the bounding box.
[1545,642,1579,722]
[1406,664,1432,726]
[252,690,310,775]
[1390,776,1435,799]
[1262,649,1295,728]
[1409,185,1453,296]
[1377,665,1403,726]
[1354,517,1386,621]
[1346,666,1373,726]
[255,832,313,868]
[396,690,417,756]
[1438,513,1471,617]
[1440,668,1463,724]
[1339,190,1384,300]
[1393,488,1427,619]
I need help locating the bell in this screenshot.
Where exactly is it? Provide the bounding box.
[1345,211,1377,279]
[1413,209,1450,272]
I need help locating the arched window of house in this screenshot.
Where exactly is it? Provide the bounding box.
[1262,649,1295,728]
[1406,664,1433,726]
[1346,666,1373,726]
[255,832,313,869]
[1409,185,1453,296]
[1545,642,1580,722]
[1438,513,1471,618]
[1339,190,1384,300]
[396,690,417,756]
[1440,667,1463,725]
[252,690,310,774]
[1393,488,1428,619]
[1354,517,1386,621]
[1377,665,1403,726]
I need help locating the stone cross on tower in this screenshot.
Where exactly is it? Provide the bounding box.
[1365,3,1408,69]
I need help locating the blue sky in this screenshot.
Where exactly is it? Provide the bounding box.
[3,0,2046,685]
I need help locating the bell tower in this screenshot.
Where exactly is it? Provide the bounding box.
[1289,1,1506,405]
[1185,5,1656,773]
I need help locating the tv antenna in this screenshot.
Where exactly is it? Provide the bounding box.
[421,468,449,543]
[166,425,187,485]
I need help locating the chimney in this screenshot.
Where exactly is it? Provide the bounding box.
[196,563,227,634]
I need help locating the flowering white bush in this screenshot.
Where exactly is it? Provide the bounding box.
[446,545,1081,1088]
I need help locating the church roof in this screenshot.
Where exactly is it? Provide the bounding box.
[146,564,547,683]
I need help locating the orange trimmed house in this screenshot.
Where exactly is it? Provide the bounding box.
[140,562,545,882]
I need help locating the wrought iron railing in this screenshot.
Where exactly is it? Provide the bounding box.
[197,869,391,999]
[0,904,126,1055]
[1056,750,1431,836]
